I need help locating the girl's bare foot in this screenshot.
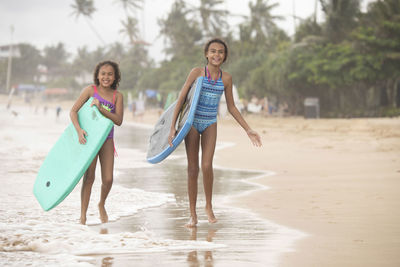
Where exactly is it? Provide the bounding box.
[98,204,108,223]
[80,216,86,225]
[100,228,108,234]
[185,216,198,228]
[205,207,217,224]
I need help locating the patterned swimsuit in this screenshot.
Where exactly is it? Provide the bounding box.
[92,85,116,139]
[192,68,224,134]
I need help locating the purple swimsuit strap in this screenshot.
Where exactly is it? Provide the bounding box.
[92,85,116,109]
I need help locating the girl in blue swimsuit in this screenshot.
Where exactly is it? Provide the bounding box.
[70,61,124,225]
[169,38,262,228]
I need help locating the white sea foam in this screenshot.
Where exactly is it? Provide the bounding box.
[114,147,153,169]
[0,106,226,266]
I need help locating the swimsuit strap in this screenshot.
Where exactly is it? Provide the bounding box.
[93,85,116,105]
[204,66,222,84]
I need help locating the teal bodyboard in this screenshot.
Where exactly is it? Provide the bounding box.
[33,97,113,211]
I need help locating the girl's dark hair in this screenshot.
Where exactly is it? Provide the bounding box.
[93,60,121,90]
[204,38,228,63]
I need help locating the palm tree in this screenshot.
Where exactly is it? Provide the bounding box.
[75,46,92,70]
[158,0,202,56]
[367,0,400,24]
[319,0,360,43]
[43,43,69,80]
[73,46,93,85]
[114,0,143,17]
[194,0,229,38]
[294,17,323,43]
[106,42,126,62]
[70,0,106,45]
[113,0,149,46]
[248,0,282,41]
[120,16,147,45]
[363,0,400,108]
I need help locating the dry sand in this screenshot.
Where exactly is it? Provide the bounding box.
[215,115,400,267]
[4,94,400,266]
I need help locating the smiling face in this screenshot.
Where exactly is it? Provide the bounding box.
[206,42,226,67]
[97,64,115,89]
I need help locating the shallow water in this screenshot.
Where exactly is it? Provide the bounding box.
[0,105,304,267]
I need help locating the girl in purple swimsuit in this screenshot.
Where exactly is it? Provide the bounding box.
[70,61,124,225]
[168,39,262,228]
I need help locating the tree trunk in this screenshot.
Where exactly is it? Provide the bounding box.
[387,79,395,107]
[394,77,400,108]
[380,81,389,107]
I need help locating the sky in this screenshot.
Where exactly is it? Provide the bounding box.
[0,0,375,63]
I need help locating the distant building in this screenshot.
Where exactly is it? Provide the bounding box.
[0,44,21,58]
[35,64,48,83]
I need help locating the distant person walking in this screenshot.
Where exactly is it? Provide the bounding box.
[56,106,62,119]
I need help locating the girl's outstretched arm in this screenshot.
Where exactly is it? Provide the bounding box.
[168,67,202,147]
[223,73,262,147]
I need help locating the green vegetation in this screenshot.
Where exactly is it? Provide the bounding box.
[2,0,400,117]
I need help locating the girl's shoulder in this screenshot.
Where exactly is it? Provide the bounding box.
[221,70,231,79]
[114,90,124,105]
[115,90,123,98]
[221,70,232,85]
[189,67,203,77]
[81,85,95,96]
[184,67,204,84]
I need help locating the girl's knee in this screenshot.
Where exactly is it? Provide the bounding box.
[83,179,95,189]
[201,162,213,173]
[187,165,199,177]
[83,172,95,185]
[102,177,113,187]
